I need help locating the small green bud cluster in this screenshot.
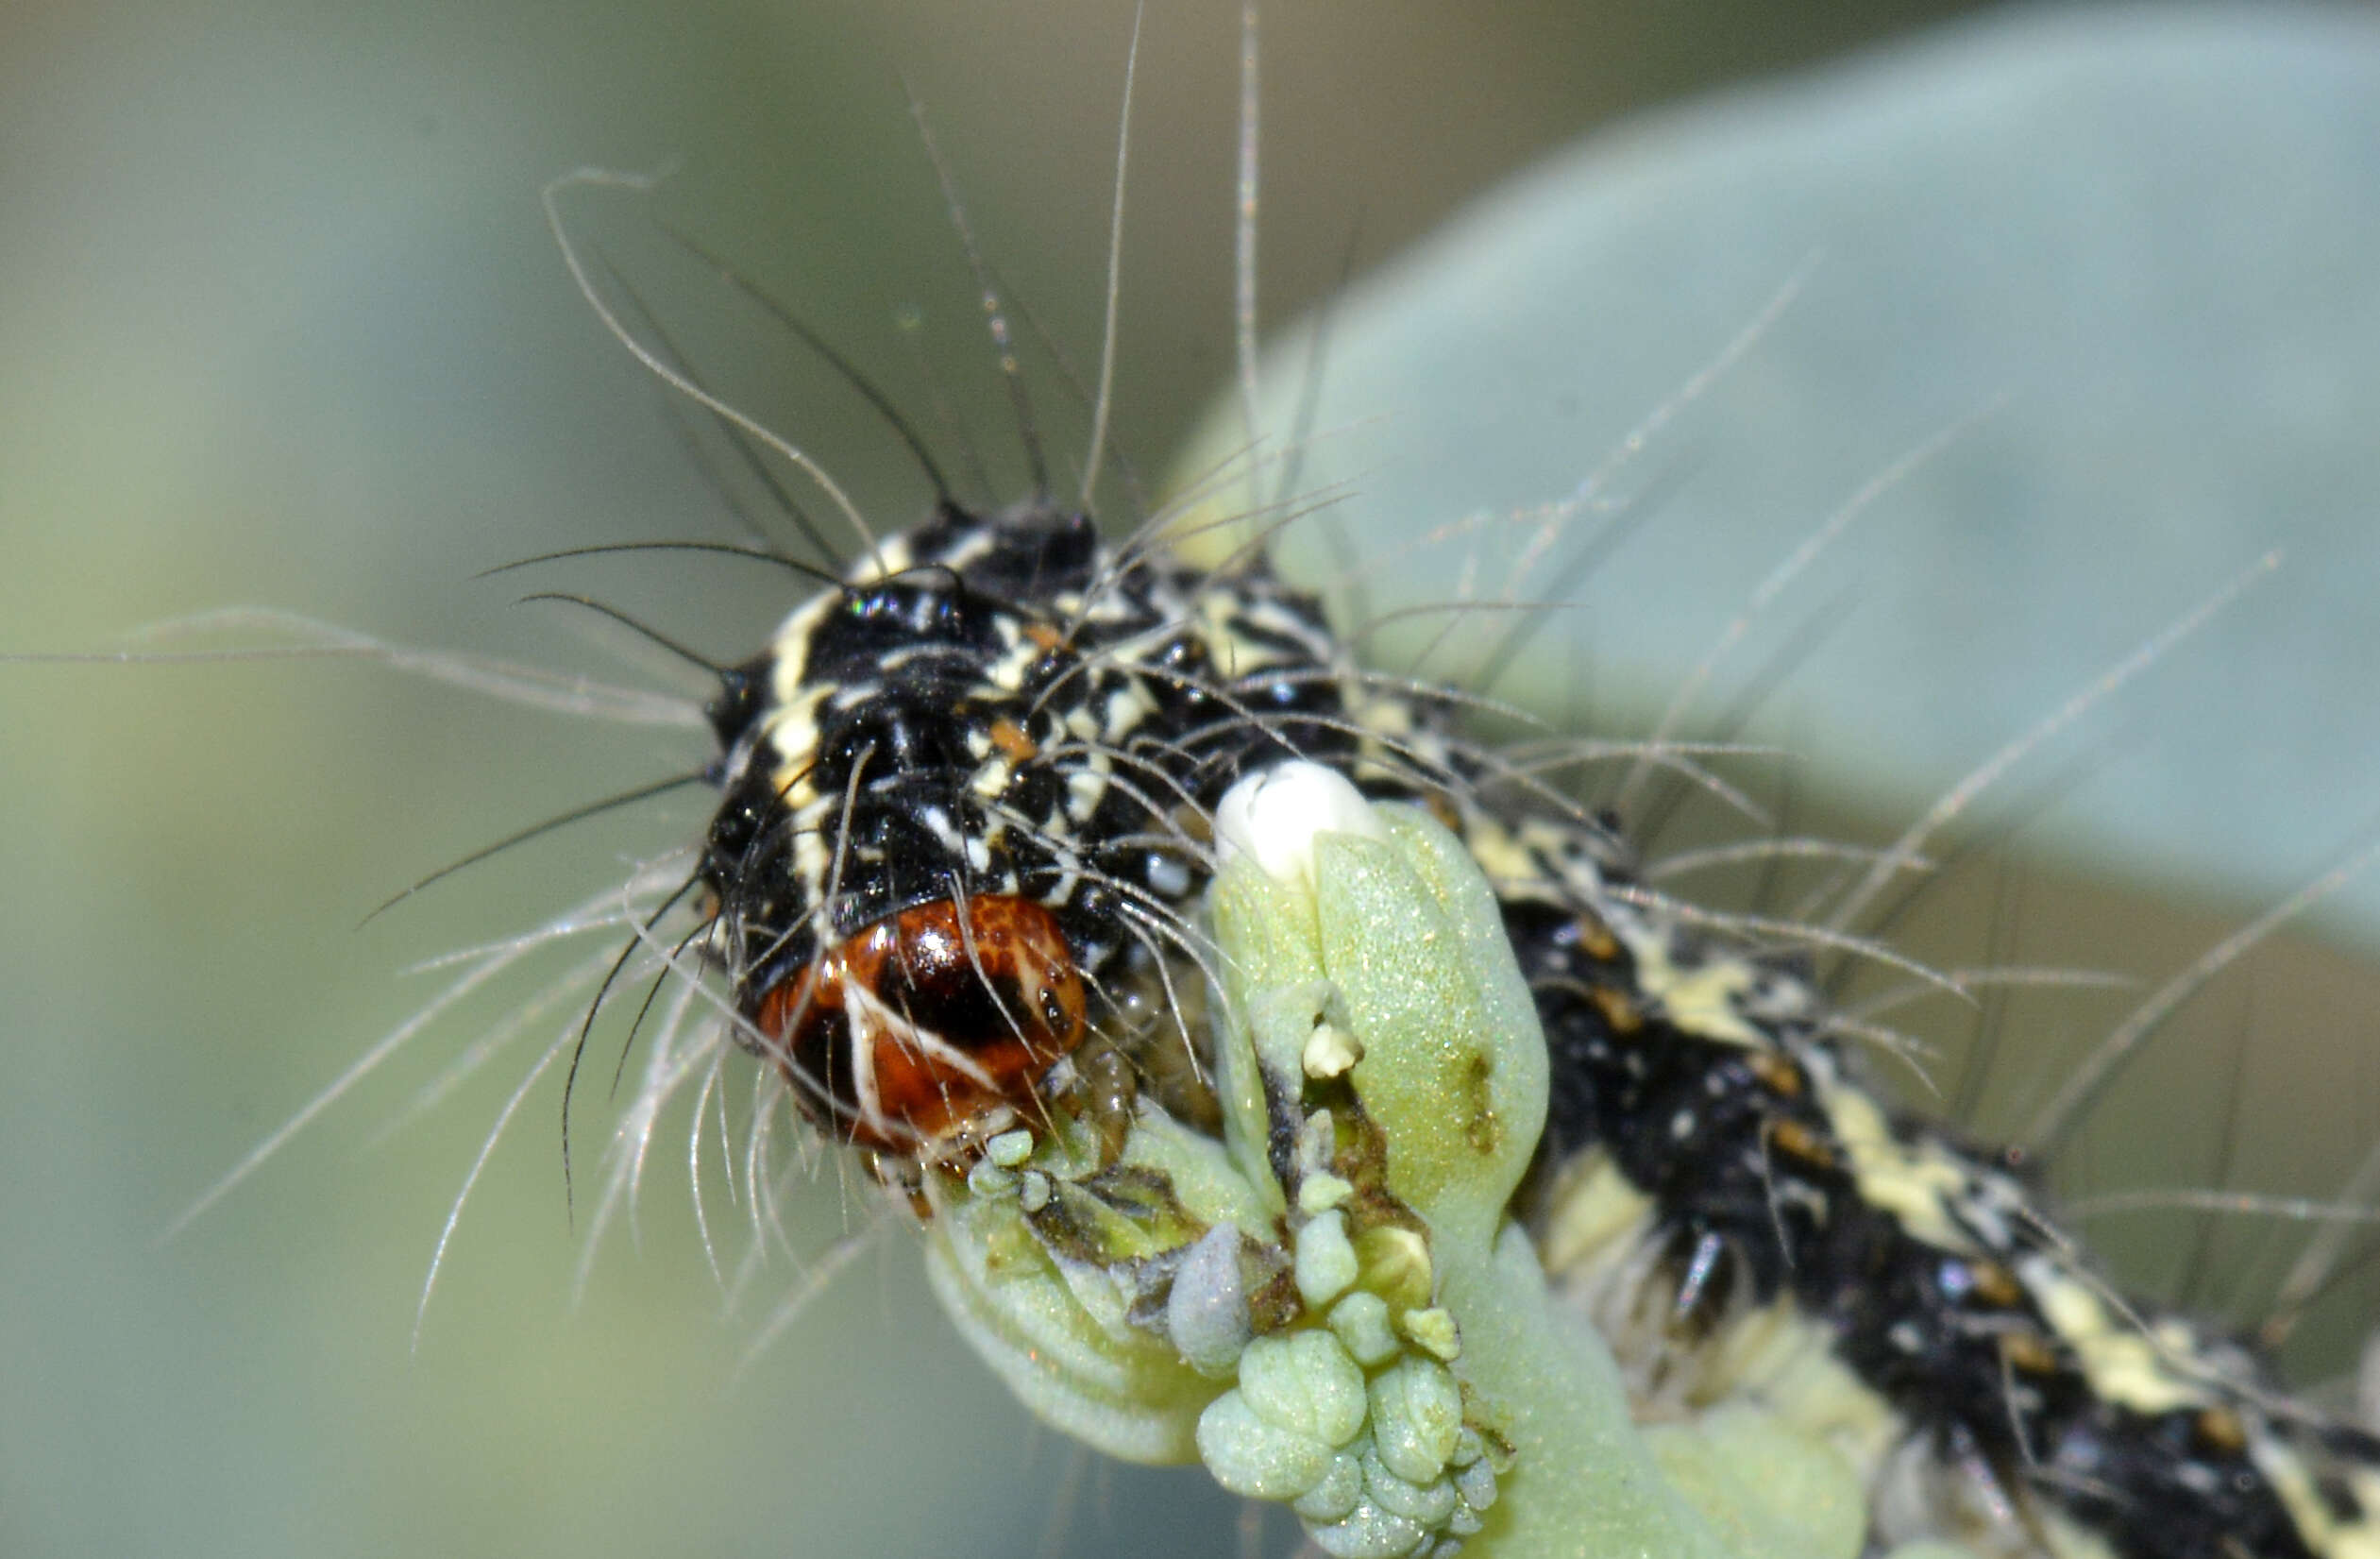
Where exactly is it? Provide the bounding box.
[922,764,1753,1557]
[1198,1327,1500,1559]
[1188,1062,1506,1559]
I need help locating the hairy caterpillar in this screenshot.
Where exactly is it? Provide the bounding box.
[7,4,2380,1557]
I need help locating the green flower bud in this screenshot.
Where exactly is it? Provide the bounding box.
[1167,1224,1253,1380]
[1308,1496,1429,1559]
[1327,1291,1402,1369]
[1207,774,1745,1558]
[1362,1444,1460,1528]
[1296,1208,1361,1310]
[1370,1355,1463,1485]
[1293,1446,1368,1522]
[1238,1330,1369,1448]
[1198,1390,1336,1500]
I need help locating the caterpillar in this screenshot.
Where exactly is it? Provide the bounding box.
[8,3,2370,1559]
[662,432,2380,1558]
[662,388,2380,1557]
[529,11,2380,1555]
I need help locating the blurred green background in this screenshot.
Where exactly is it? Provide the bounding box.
[4,3,2375,1556]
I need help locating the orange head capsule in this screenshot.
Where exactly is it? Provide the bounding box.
[754,893,1087,1157]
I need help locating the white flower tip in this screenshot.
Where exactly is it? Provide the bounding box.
[1214,762,1386,890]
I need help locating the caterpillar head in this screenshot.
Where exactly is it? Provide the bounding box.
[691,498,1361,1161]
